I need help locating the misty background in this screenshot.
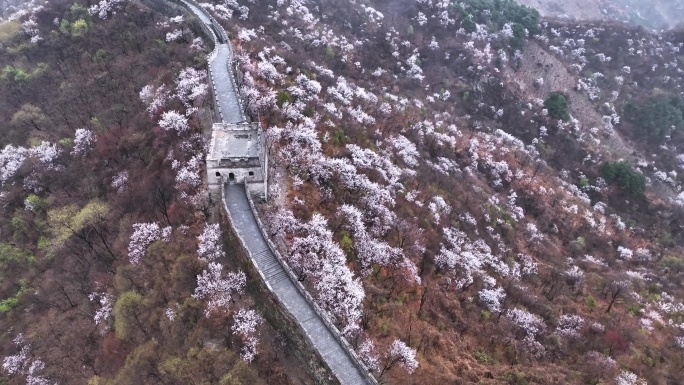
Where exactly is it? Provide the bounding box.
[0,0,32,19]
[518,0,684,29]
[2,0,683,30]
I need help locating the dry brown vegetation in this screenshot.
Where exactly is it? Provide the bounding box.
[3,0,684,384]
[0,1,314,384]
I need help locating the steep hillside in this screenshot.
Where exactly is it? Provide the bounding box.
[0,0,314,384]
[3,0,684,384]
[198,0,684,383]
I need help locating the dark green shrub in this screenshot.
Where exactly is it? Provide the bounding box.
[544,92,570,120]
[624,95,684,137]
[600,161,646,195]
[451,0,541,50]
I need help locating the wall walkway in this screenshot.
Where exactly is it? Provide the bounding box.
[167,1,376,384]
[177,0,245,123]
[224,184,372,385]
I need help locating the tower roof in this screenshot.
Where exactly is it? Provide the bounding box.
[207,122,261,161]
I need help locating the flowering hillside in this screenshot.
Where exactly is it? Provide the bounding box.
[199,0,684,383]
[0,0,314,384]
[2,0,684,384]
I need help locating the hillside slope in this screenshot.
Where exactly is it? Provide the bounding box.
[200,0,684,383]
[0,0,315,384]
[3,0,684,384]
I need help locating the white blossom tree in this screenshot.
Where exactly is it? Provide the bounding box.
[175,67,208,107]
[139,84,171,115]
[389,135,420,167]
[340,204,419,282]
[272,210,365,332]
[127,223,170,264]
[478,286,507,313]
[89,292,115,335]
[29,141,61,170]
[428,196,451,223]
[380,339,419,378]
[232,308,262,336]
[112,170,129,193]
[2,334,53,385]
[193,262,246,316]
[315,260,365,334]
[173,154,203,191]
[556,314,585,338]
[241,82,277,117]
[232,308,263,362]
[615,370,647,385]
[435,227,506,290]
[158,110,189,133]
[197,223,225,262]
[506,308,547,338]
[165,29,184,42]
[89,292,114,325]
[357,339,380,372]
[2,335,29,375]
[88,0,125,19]
[71,128,95,156]
[0,144,27,185]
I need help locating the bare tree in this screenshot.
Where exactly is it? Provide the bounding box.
[603,279,630,313]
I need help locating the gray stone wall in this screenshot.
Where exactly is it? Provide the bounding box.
[243,189,379,385]
[148,0,377,382]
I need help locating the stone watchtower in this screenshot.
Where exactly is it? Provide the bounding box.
[206,122,268,200]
